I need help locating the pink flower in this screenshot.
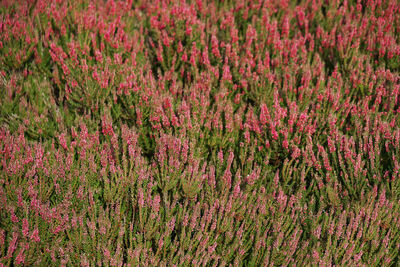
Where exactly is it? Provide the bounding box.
[30,228,40,242]
[6,232,18,258]
[11,212,19,223]
[0,229,4,247]
[15,248,25,265]
[104,248,111,259]
[233,181,241,198]
[185,24,192,36]
[22,218,29,238]
[182,51,188,62]
[222,63,232,82]
[158,236,164,250]
[183,213,189,227]
[152,195,161,213]
[208,242,217,254]
[222,169,232,189]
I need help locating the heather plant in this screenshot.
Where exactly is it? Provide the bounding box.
[1,0,400,266]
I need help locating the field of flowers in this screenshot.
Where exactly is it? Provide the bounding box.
[0,0,400,266]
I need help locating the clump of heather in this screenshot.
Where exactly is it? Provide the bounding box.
[1,0,400,265]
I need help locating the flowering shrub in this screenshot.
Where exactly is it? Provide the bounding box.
[1,0,400,265]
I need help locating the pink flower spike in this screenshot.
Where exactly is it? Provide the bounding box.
[15,248,25,265]
[22,218,29,238]
[30,228,40,243]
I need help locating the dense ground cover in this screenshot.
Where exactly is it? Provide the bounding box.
[0,0,400,265]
